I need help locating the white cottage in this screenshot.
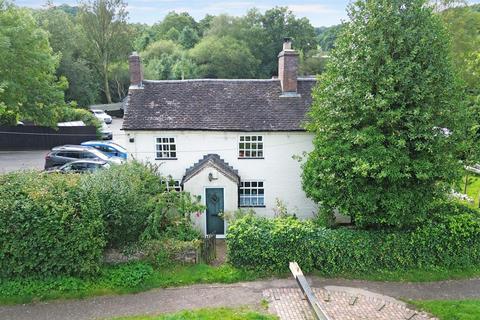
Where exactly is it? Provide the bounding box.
[122,38,318,236]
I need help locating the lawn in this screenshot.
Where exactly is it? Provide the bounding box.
[0,262,266,305]
[459,171,480,208]
[112,307,277,320]
[411,300,480,320]
[319,266,480,282]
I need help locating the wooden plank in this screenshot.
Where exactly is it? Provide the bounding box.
[289,262,332,320]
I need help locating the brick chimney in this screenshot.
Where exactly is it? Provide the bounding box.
[128,52,143,88]
[278,37,299,95]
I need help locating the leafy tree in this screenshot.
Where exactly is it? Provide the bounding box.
[79,0,130,103]
[302,0,463,229]
[190,36,260,78]
[35,7,98,107]
[440,5,480,90]
[178,26,199,48]
[141,39,182,61]
[316,24,344,51]
[165,27,180,42]
[152,11,197,40]
[0,3,66,126]
[299,49,328,76]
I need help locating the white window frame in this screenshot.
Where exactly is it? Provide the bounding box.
[166,179,182,192]
[238,135,264,159]
[155,137,177,159]
[239,180,265,207]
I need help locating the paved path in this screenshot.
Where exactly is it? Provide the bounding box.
[1,277,479,320]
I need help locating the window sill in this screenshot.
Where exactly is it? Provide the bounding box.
[239,205,266,208]
[155,158,178,160]
[238,157,265,160]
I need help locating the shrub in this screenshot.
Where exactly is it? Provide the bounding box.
[142,239,201,267]
[0,171,105,278]
[227,206,480,274]
[80,161,165,248]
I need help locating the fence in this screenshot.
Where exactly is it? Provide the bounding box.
[199,232,216,264]
[0,125,97,150]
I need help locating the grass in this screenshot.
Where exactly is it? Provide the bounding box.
[0,262,267,305]
[315,266,480,282]
[411,300,480,320]
[459,171,480,208]
[111,307,278,320]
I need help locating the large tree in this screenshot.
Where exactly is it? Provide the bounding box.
[79,0,129,103]
[190,36,260,78]
[0,3,66,126]
[302,0,463,228]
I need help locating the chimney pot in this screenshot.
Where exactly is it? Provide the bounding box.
[278,37,298,94]
[129,52,143,88]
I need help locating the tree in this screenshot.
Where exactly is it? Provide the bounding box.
[178,26,199,48]
[79,0,129,103]
[35,7,98,107]
[190,36,260,78]
[152,12,197,41]
[302,0,463,229]
[316,24,344,51]
[0,3,66,126]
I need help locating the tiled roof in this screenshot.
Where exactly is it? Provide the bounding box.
[182,154,240,185]
[122,78,316,131]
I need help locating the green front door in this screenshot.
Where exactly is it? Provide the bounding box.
[206,188,225,235]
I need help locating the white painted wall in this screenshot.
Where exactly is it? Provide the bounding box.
[124,130,318,227]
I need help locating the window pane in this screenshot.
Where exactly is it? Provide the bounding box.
[258,151,263,157]
[258,182,263,187]
[258,197,265,205]
[171,152,176,158]
[169,138,174,143]
[258,136,263,141]
[171,145,176,151]
[245,136,251,141]
[252,136,257,141]
[244,182,250,187]
[258,143,263,150]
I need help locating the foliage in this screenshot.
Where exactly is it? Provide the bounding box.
[81,161,165,248]
[142,239,201,267]
[142,190,204,241]
[58,104,102,128]
[35,6,98,107]
[0,171,106,278]
[79,0,131,103]
[0,4,67,126]
[226,205,480,273]
[316,24,344,51]
[112,307,278,320]
[411,300,480,320]
[190,36,260,78]
[220,208,256,224]
[303,0,463,228]
[0,262,263,305]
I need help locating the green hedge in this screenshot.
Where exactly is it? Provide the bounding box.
[0,172,105,278]
[226,206,480,274]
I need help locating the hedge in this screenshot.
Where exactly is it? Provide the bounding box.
[0,171,105,278]
[226,206,480,274]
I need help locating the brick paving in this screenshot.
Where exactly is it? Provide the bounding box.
[264,288,437,320]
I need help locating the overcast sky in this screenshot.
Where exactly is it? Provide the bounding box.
[15,0,350,27]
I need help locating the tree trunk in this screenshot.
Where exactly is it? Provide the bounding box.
[464,172,469,194]
[103,64,112,104]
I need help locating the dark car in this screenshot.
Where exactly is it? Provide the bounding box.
[44,145,123,169]
[46,159,110,174]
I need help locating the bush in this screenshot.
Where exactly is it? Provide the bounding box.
[142,239,201,267]
[81,161,165,248]
[227,206,480,274]
[0,171,105,278]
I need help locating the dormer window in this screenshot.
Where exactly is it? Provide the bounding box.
[156,137,177,159]
[239,135,263,159]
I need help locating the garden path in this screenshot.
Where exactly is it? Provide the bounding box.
[1,277,479,320]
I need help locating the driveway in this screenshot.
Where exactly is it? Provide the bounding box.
[0,150,47,173]
[0,118,125,174]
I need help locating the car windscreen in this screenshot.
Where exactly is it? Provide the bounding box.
[108,142,127,153]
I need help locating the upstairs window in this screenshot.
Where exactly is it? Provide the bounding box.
[156,137,176,159]
[239,136,263,158]
[239,181,265,207]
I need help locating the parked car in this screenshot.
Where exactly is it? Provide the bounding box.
[81,141,128,159]
[44,145,124,169]
[91,109,112,124]
[100,122,113,140]
[46,159,110,173]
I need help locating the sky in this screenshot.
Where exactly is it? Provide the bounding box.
[15,0,350,27]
